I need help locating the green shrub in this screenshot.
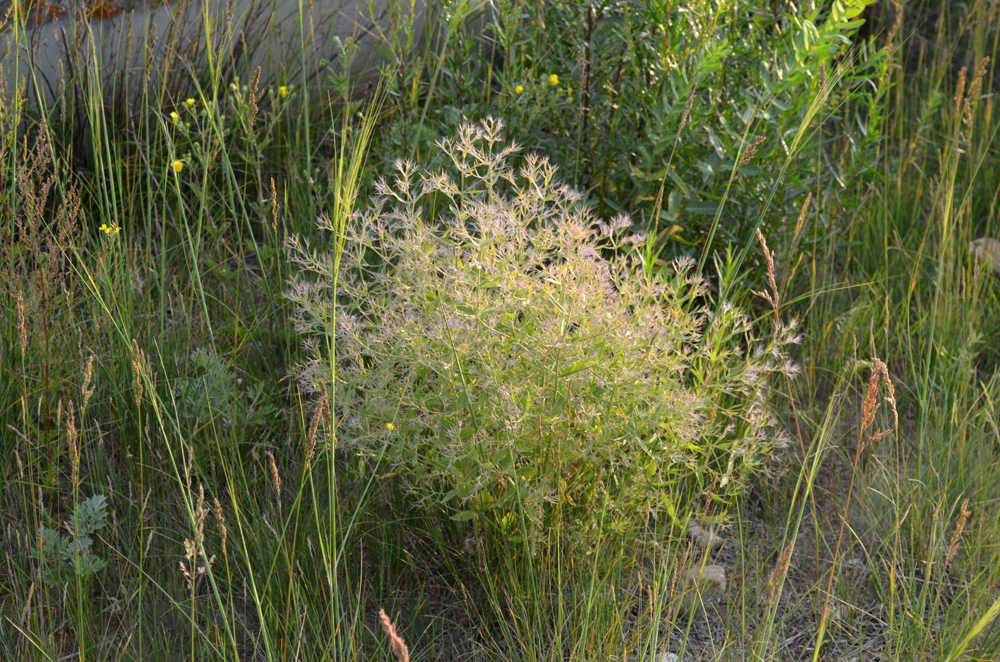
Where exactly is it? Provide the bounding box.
[287,118,799,554]
[385,0,885,256]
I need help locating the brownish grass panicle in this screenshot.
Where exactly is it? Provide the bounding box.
[16,289,27,361]
[946,498,971,568]
[213,496,228,562]
[378,608,410,662]
[678,73,700,133]
[66,400,79,488]
[763,539,796,607]
[131,339,147,408]
[270,176,280,237]
[739,135,767,167]
[179,484,215,591]
[753,229,780,312]
[859,358,898,454]
[81,354,96,420]
[305,386,329,467]
[962,56,991,129]
[266,450,282,509]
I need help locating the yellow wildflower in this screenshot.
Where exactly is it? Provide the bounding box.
[515,84,524,94]
[549,74,559,86]
[170,111,179,123]
[279,85,289,97]
[567,86,574,94]
[385,422,395,431]
[185,98,195,107]
[170,160,183,173]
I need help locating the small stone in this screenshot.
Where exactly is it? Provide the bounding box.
[659,653,681,662]
[687,520,724,551]
[971,237,1000,274]
[681,563,727,611]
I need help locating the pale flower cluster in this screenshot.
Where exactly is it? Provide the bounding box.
[286,118,798,547]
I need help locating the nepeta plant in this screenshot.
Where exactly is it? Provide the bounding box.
[286,119,799,550]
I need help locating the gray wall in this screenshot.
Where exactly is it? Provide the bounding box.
[1,0,434,109]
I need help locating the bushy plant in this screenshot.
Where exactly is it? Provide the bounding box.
[385,0,885,260]
[174,346,275,435]
[287,119,800,553]
[34,495,110,588]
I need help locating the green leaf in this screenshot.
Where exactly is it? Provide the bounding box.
[686,201,720,216]
[450,510,479,522]
[72,495,109,536]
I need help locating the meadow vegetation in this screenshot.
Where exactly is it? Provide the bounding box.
[1,0,999,660]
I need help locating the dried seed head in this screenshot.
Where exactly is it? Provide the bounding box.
[752,229,780,312]
[270,177,280,237]
[248,66,262,127]
[764,539,795,606]
[213,496,228,560]
[860,367,880,437]
[679,73,700,133]
[181,484,214,591]
[945,499,970,568]
[81,354,96,419]
[66,400,79,488]
[305,390,329,467]
[738,135,767,167]
[963,57,991,129]
[378,609,410,662]
[266,450,282,507]
[131,339,146,408]
[16,289,27,361]
[955,66,968,111]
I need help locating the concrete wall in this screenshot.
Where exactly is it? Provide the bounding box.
[1,0,433,109]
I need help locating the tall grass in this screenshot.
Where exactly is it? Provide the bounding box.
[1,0,999,661]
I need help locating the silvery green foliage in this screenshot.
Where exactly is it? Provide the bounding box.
[174,347,273,433]
[175,347,238,428]
[35,494,109,586]
[286,118,799,548]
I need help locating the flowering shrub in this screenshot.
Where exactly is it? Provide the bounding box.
[286,119,800,550]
